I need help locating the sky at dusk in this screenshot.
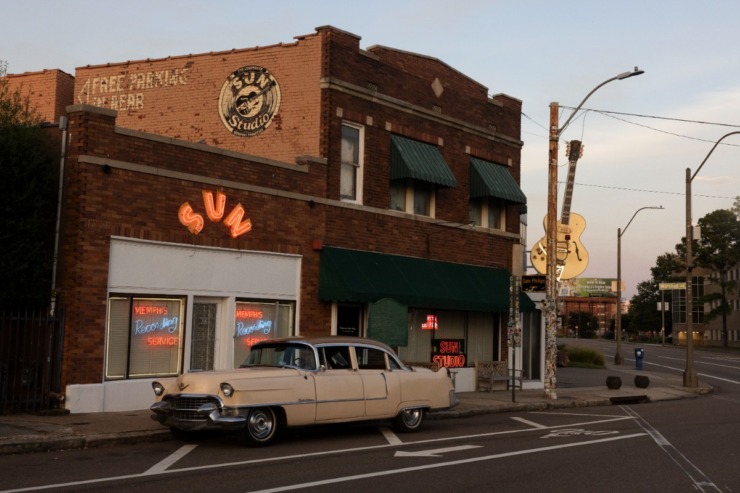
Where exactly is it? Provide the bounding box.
[3,0,738,297]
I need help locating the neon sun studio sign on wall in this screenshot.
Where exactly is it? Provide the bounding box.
[178,190,253,238]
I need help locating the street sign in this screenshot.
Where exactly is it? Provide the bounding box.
[522,275,546,292]
[659,282,686,290]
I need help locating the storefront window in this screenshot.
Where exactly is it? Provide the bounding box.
[233,301,295,367]
[399,309,498,367]
[105,296,184,380]
[337,303,363,337]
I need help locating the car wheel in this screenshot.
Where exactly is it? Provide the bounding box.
[241,407,279,446]
[393,408,425,433]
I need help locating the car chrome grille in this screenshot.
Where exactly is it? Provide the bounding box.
[169,395,220,421]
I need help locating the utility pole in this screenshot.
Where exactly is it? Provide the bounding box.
[544,102,559,399]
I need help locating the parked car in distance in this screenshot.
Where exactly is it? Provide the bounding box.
[150,336,458,446]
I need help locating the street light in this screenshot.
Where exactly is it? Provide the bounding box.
[683,130,740,387]
[615,206,663,365]
[544,67,644,399]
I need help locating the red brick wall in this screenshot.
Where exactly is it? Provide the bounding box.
[57,106,333,385]
[4,69,74,123]
[73,33,324,164]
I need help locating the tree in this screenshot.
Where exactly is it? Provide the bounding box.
[693,209,740,348]
[628,279,663,338]
[0,64,58,307]
[627,252,682,340]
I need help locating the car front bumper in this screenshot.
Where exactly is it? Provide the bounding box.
[150,397,247,431]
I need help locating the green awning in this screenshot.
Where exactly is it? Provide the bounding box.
[319,247,535,313]
[390,135,457,188]
[470,157,527,205]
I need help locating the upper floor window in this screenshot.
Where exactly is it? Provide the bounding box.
[341,123,363,203]
[389,179,436,217]
[468,158,526,232]
[468,197,505,230]
[388,135,455,218]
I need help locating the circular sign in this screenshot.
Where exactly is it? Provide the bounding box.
[218,66,281,137]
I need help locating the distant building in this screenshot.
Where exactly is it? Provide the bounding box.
[672,265,740,347]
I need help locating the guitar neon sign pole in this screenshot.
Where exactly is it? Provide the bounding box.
[543,68,644,400]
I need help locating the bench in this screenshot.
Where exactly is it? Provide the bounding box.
[475,361,523,391]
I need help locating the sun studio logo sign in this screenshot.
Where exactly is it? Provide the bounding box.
[218,65,281,137]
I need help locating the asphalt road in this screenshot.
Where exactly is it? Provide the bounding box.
[2,339,738,493]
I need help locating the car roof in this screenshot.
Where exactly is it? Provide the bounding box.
[256,336,395,353]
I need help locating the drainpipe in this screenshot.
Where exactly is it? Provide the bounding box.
[50,115,68,316]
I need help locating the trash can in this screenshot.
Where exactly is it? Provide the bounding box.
[634,348,644,370]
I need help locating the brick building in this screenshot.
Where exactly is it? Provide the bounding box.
[7,26,539,412]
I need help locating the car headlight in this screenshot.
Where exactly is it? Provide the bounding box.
[221,382,235,398]
[152,381,165,396]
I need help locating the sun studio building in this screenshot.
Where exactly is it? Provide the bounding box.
[5,26,540,413]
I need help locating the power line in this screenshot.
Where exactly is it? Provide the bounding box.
[559,181,735,200]
[560,106,740,129]
[523,106,740,145]
[559,106,740,146]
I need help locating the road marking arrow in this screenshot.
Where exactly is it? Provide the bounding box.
[395,445,482,458]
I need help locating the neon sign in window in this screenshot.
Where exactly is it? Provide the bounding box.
[431,338,466,368]
[421,314,438,330]
[232,301,296,368]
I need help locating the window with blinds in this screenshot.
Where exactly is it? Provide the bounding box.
[105,296,184,380]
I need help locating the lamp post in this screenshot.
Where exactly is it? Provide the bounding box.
[615,206,663,365]
[544,67,644,399]
[683,130,740,387]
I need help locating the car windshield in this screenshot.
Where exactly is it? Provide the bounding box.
[240,343,317,371]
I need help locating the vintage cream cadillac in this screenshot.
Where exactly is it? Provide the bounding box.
[150,336,458,446]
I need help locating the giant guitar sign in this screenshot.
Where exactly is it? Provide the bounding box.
[531,140,589,280]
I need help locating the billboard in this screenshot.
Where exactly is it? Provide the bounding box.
[559,278,621,298]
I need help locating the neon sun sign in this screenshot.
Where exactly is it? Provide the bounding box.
[178,190,252,238]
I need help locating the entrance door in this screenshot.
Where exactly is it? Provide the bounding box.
[521,310,542,380]
[191,302,218,371]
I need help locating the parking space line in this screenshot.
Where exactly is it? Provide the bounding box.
[511,417,547,429]
[379,427,403,445]
[143,444,198,475]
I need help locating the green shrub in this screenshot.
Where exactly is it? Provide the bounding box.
[562,346,605,369]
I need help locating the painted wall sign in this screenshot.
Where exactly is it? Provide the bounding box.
[76,68,189,110]
[178,190,252,238]
[431,338,466,368]
[218,65,281,137]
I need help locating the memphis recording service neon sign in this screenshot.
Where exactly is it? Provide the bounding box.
[178,190,252,238]
[132,304,180,347]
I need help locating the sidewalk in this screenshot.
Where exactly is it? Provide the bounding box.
[0,364,712,456]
